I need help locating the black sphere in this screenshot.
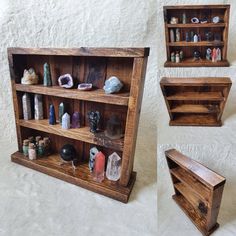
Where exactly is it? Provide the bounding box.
[60,144,76,162]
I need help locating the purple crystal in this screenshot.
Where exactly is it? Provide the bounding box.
[77,83,92,91]
[71,112,81,128]
[58,74,73,88]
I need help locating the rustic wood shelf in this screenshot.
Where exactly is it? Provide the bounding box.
[164,5,230,67]
[8,47,149,203]
[160,77,231,126]
[11,151,136,203]
[18,119,124,151]
[166,149,226,236]
[15,84,130,106]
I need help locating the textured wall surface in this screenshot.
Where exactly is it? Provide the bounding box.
[0,0,157,235]
[157,0,236,235]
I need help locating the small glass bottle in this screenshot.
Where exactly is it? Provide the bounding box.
[22,139,29,157]
[176,53,180,63]
[28,136,34,144]
[38,140,45,157]
[28,143,37,160]
[43,137,51,155]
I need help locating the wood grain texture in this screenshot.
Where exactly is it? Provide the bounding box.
[166,149,225,235]
[11,152,136,203]
[8,47,150,58]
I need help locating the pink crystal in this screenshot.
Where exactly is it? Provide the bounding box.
[92,151,105,182]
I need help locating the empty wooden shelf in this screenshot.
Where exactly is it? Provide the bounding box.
[164,5,230,67]
[165,149,226,236]
[160,77,231,126]
[8,47,149,203]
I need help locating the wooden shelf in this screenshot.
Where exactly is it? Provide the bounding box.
[164,59,230,67]
[18,119,124,151]
[11,152,136,203]
[170,104,219,114]
[166,149,226,235]
[171,167,211,202]
[15,84,129,106]
[167,41,224,47]
[166,23,226,28]
[167,92,224,101]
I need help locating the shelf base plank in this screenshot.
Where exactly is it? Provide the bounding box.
[167,92,224,101]
[173,195,219,236]
[169,114,222,127]
[11,151,136,203]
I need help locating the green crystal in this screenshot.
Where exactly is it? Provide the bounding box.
[59,102,65,124]
[43,63,52,86]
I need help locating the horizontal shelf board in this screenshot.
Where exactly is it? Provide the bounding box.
[174,182,208,217]
[170,104,219,113]
[164,59,230,67]
[172,195,219,236]
[166,149,226,189]
[15,84,129,106]
[166,23,226,28]
[18,119,124,151]
[166,92,224,101]
[164,5,229,10]
[8,47,149,58]
[168,41,224,47]
[171,167,211,202]
[11,152,136,203]
[160,77,232,86]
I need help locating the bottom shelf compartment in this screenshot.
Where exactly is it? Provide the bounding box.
[172,194,219,236]
[170,114,221,126]
[11,151,136,203]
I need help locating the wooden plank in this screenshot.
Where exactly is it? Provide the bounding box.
[171,167,211,202]
[166,23,226,28]
[167,92,224,101]
[7,47,150,58]
[119,57,148,186]
[164,5,230,10]
[18,119,124,151]
[166,149,226,189]
[170,104,219,113]
[15,84,129,106]
[173,195,219,236]
[11,152,136,203]
[167,41,224,47]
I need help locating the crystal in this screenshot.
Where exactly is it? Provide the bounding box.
[182,12,186,24]
[60,144,76,162]
[103,76,123,94]
[206,48,212,60]
[175,28,180,42]
[22,93,32,120]
[88,111,100,133]
[21,68,38,85]
[193,51,201,60]
[212,16,220,23]
[49,104,56,125]
[216,48,221,61]
[71,112,80,128]
[170,17,178,24]
[43,63,52,86]
[89,147,99,172]
[34,94,43,120]
[93,151,105,182]
[212,48,217,62]
[77,83,93,91]
[193,34,198,42]
[58,74,73,88]
[105,115,123,140]
[191,17,199,24]
[62,113,70,129]
[170,29,175,43]
[106,152,121,181]
[58,102,65,124]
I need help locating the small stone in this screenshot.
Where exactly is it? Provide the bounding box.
[71,112,80,128]
[60,144,76,162]
[103,76,123,94]
[58,74,73,88]
[212,16,220,23]
[77,83,93,91]
[62,113,70,129]
[92,151,105,182]
[106,152,121,181]
[21,68,38,85]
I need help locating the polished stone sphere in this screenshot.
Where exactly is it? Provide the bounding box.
[60,144,76,162]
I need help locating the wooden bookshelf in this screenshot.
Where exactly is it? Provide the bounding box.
[8,47,149,203]
[165,149,226,236]
[160,77,231,126]
[163,5,230,67]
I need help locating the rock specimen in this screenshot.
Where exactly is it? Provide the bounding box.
[106,152,121,181]
[22,93,32,120]
[103,76,123,94]
[191,17,199,24]
[21,68,38,85]
[34,94,43,120]
[49,104,56,125]
[58,74,73,88]
[60,144,76,162]
[212,16,220,23]
[62,113,70,129]
[93,151,105,182]
[89,147,99,172]
[71,112,80,128]
[88,111,100,133]
[105,115,123,140]
[43,63,52,86]
[77,83,93,91]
